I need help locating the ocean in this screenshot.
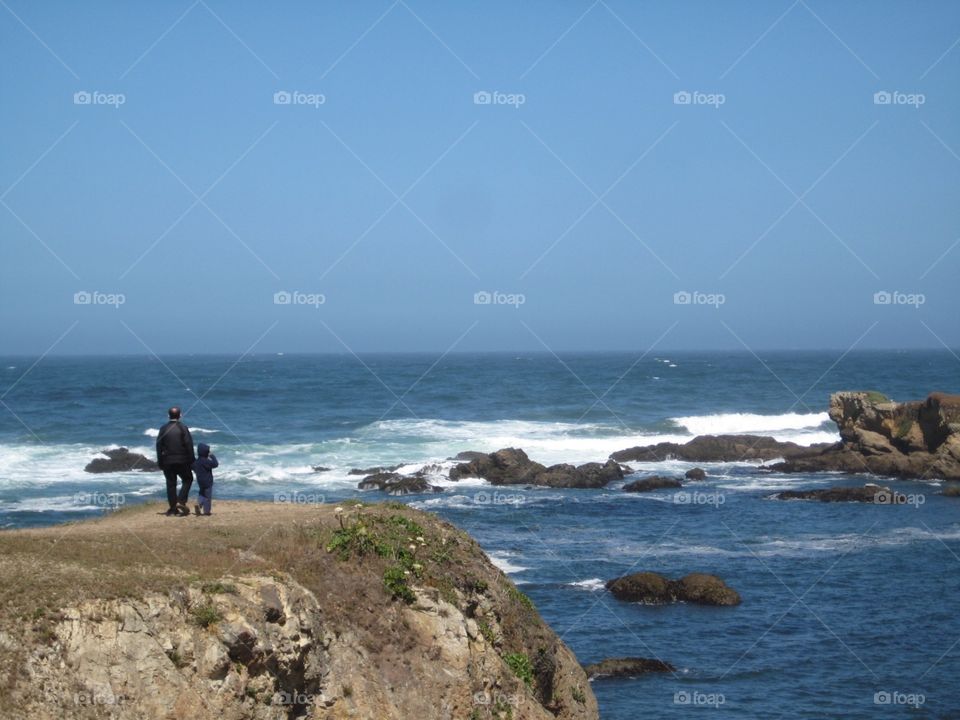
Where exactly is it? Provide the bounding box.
[1,350,958,718]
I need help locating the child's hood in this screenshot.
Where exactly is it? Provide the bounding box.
[197,443,211,457]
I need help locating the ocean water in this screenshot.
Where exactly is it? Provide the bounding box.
[1,351,958,718]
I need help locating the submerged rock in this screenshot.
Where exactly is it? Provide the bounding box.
[685,467,707,481]
[605,572,740,606]
[622,476,682,493]
[449,448,624,488]
[583,657,676,679]
[85,448,158,473]
[774,484,909,503]
[348,464,403,476]
[357,472,441,496]
[611,435,817,463]
[311,465,331,472]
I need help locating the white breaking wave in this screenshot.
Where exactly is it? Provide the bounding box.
[670,412,830,437]
[569,578,605,591]
[488,551,529,575]
[143,426,220,438]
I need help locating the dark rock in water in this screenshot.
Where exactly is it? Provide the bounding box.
[622,476,682,493]
[348,464,403,476]
[685,467,707,481]
[357,472,441,496]
[450,451,488,462]
[583,657,675,679]
[611,434,818,463]
[942,483,960,497]
[311,466,331,473]
[774,483,908,504]
[85,448,158,473]
[449,448,623,488]
[606,572,740,606]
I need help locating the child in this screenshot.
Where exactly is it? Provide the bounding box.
[192,443,219,516]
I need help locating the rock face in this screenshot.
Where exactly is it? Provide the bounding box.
[605,572,741,606]
[622,476,683,493]
[450,449,624,489]
[582,657,675,679]
[774,484,909,503]
[84,448,159,473]
[611,435,817,464]
[772,392,960,480]
[357,472,442,496]
[0,501,599,720]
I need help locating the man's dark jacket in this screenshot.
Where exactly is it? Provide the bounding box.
[156,420,196,468]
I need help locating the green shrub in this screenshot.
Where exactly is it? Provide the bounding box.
[383,566,415,603]
[504,653,533,685]
[190,603,222,628]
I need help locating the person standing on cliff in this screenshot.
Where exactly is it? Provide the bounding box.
[156,407,196,516]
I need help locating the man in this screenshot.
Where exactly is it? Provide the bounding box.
[156,407,196,516]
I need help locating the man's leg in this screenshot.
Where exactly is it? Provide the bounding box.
[163,468,178,510]
[176,465,193,506]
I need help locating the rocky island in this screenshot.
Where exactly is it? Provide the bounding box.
[0,501,598,720]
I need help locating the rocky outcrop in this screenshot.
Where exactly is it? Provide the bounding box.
[450,449,624,489]
[685,468,707,481]
[348,464,403,476]
[605,572,740,606]
[774,483,909,503]
[85,448,159,473]
[622,476,682,493]
[772,392,960,480]
[0,501,599,720]
[357,472,442,495]
[582,657,675,679]
[611,435,818,464]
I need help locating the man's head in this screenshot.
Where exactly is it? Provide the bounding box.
[168,407,181,420]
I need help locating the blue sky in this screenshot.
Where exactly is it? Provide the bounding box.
[1,0,958,354]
